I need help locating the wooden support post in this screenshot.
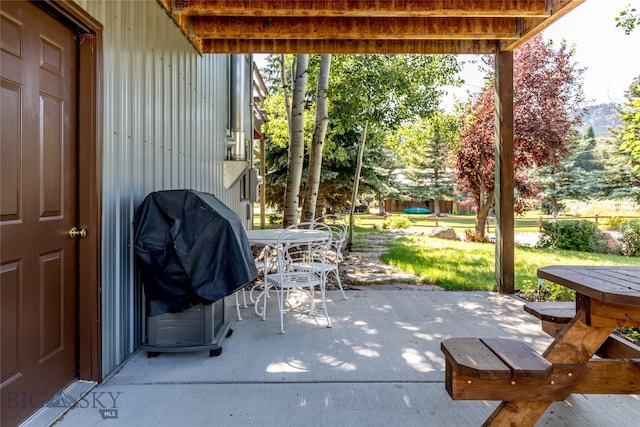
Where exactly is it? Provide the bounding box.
[494,50,514,294]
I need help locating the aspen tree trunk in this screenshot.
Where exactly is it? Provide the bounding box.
[280,54,292,140]
[301,54,331,223]
[283,54,309,227]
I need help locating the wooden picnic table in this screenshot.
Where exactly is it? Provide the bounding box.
[484,265,640,426]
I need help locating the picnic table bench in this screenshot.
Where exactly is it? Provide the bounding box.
[523,300,640,358]
[441,337,587,402]
[523,301,575,337]
[441,266,640,427]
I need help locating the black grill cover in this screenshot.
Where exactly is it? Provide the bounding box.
[133,190,258,315]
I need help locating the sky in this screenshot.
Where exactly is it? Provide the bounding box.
[446,0,640,109]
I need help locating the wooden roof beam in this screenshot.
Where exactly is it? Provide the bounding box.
[253,62,269,101]
[192,17,519,40]
[173,0,550,18]
[201,39,499,54]
[159,0,204,53]
[500,0,584,50]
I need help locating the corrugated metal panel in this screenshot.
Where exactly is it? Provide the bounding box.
[75,0,251,377]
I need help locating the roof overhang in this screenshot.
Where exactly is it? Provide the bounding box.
[158,0,585,54]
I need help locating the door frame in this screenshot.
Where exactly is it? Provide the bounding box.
[37,0,103,382]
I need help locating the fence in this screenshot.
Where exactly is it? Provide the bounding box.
[356,214,640,233]
[492,215,640,233]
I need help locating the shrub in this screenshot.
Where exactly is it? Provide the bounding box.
[383,215,412,230]
[464,229,491,243]
[619,219,640,256]
[617,327,640,344]
[604,216,627,231]
[536,220,598,252]
[518,279,575,302]
[267,213,282,225]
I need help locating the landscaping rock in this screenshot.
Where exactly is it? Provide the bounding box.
[341,232,428,287]
[596,231,621,254]
[429,226,460,240]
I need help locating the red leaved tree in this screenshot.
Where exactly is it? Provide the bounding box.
[455,34,585,236]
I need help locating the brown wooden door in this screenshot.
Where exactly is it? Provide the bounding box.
[1,2,79,425]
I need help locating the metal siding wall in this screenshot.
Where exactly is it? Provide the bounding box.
[75,0,246,377]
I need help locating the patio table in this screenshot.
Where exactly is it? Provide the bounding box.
[244,228,331,318]
[245,228,330,245]
[484,265,640,426]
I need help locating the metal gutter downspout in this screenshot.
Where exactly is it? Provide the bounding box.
[223,54,250,188]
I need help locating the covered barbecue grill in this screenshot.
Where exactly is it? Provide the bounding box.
[133,189,258,356]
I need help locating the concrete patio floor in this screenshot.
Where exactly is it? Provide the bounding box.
[49,290,638,427]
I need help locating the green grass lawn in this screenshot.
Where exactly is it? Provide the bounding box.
[379,234,640,293]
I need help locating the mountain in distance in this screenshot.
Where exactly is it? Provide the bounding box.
[578,103,621,138]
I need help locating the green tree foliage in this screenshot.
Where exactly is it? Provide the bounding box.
[327,55,460,131]
[261,85,314,210]
[454,35,585,235]
[390,112,459,216]
[581,77,640,202]
[260,54,461,218]
[326,54,461,245]
[573,126,603,172]
[536,128,605,216]
[615,76,640,175]
[536,161,583,216]
[591,139,640,202]
[616,4,639,34]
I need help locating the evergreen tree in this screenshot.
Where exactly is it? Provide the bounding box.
[615,76,640,175]
[592,139,640,202]
[573,126,603,172]
[391,113,459,216]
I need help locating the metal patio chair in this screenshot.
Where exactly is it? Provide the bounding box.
[263,222,332,334]
[310,214,348,299]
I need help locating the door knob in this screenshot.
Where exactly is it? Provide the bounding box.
[69,227,87,238]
